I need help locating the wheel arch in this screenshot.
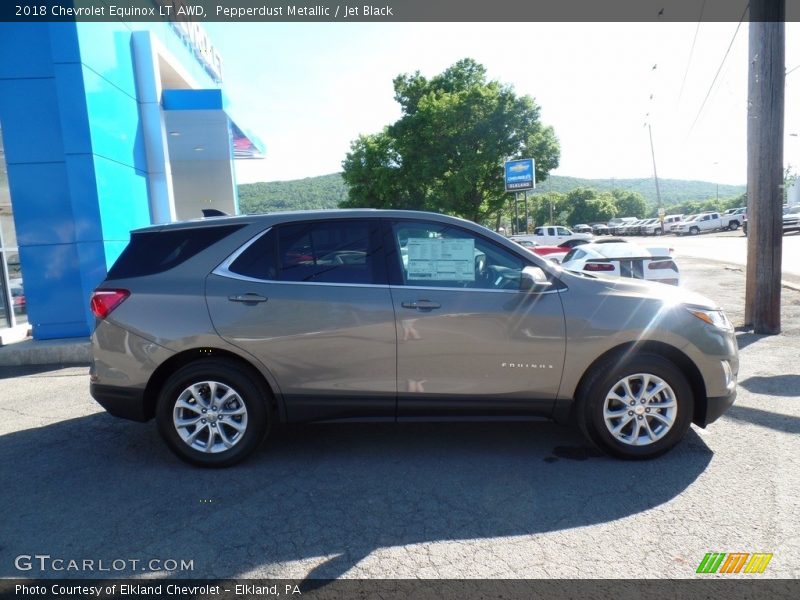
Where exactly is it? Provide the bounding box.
[142,348,282,422]
[570,340,707,426]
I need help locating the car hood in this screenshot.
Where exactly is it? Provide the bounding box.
[562,270,719,310]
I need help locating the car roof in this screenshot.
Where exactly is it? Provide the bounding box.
[130,209,480,234]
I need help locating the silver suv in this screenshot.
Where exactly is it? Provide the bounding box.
[90,210,738,467]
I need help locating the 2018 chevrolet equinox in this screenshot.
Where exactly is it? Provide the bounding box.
[90,210,738,467]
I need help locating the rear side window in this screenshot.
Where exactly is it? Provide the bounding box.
[229,219,386,285]
[563,249,585,262]
[107,225,244,279]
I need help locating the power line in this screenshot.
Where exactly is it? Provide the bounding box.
[677,0,707,105]
[687,2,750,138]
[787,64,800,76]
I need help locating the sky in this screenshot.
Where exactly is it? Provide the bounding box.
[203,21,800,186]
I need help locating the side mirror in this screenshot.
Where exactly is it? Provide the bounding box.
[521,266,553,292]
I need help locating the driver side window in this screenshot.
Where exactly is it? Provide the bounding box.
[391,221,526,290]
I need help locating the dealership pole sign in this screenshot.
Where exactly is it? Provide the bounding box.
[504,159,535,192]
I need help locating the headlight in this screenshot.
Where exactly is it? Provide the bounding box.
[687,307,733,331]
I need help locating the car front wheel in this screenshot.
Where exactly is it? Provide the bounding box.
[576,354,694,459]
[156,359,270,467]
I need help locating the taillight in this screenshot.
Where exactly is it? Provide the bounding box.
[584,262,615,272]
[648,260,678,272]
[90,289,130,319]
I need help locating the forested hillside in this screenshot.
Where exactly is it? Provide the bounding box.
[237,173,745,214]
[529,176,745,206]
[238,173,347,214]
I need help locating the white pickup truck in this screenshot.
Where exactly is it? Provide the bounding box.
[514,225,593,246]
[721,207,746,231]
[673,212,742,235]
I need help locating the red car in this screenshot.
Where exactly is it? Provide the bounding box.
[512,238,583,263]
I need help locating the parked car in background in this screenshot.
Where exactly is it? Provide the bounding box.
[512,238,568,263]
[586,237,674,257]
[655,215,684,235]
[560,241,680,286]
[745,204,800,236]
[591,223,610,235]
[535,237,671,263]
[633,218,659,236]
[639,214,683,236]
[670,214,698,233]
[511,238,538,250]
[720,209,745,231]
[513,225,593,246]
[783,205,800,233]
[621,219,647,236]
[512,237,578,264]
[572,224,592,234]
[674,212,726,235]
[608,217,639,235]
[724,207,746,217]
[90,209,737,466]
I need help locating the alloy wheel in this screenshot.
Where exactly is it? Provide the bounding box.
[172,380,249,453]
[602,373,677,446]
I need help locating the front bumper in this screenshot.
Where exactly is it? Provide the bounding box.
[696,388,737,428]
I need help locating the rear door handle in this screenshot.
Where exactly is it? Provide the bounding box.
[228,293,268,304]
[401,300,441,311]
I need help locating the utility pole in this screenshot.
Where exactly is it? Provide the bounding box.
[745,0,785,333]
[524,190,529,233]
[648,124,663,211]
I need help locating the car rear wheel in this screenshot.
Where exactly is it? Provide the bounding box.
[156,359,270,467]
[576,353,694,459]
[729,221,739,231]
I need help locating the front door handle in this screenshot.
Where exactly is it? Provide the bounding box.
[228,293,268,304]
[401,300,441,311]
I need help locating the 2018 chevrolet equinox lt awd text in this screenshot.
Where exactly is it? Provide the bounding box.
[90,210,738,467]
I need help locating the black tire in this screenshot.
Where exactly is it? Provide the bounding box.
[654,228,663,236]
[575,353,694,460]
[156,359,270,467]
[729,221,739,231]
[690,226,700,235]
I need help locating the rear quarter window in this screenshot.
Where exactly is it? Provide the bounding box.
[107,225,244,279]
[228,220,386,285]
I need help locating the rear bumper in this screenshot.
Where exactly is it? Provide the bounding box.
[90,383,149,422]
[696,389,737,428]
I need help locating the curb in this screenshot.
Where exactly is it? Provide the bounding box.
[0,338,91,367]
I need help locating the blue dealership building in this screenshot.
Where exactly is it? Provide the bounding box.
[0,20,262,340]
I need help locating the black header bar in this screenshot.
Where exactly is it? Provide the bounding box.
[2,0,799,23]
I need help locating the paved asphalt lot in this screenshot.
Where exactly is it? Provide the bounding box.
[1,257,799,580]
[631,228,800,280]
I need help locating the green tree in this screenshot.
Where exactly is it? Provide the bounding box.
[611,190,647,218]
[341,58,560,222]
[564,187,617,225]
[529,192,568,226]
[785,166,798,202]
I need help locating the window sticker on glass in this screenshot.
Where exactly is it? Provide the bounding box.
[406,238,475,281]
